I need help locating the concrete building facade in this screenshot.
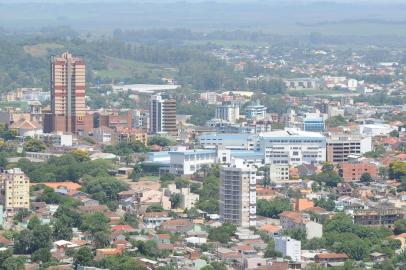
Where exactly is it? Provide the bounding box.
[326,135,372,163]
[220,159,256,228]
[215,102,240,123]
[0,168,30,211]
[149,94,177,136]
[260,129,326,166]
[46,52,87,133]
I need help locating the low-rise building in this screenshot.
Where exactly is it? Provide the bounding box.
[275,237,301,262]
[341,162,378,182]
[279,211,323,239]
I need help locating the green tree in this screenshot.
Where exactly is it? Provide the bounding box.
[2,256,25,270]
[123,212,139,228]
[53,219,73,240]
[389,161,406,181]
[93,231,111,248]
[23,138,46,152]
[31,248,51,263]
[342,239,369,260]
[27,216,41,230]
[13,209,29,223]
[148,136,174,147]
[394,218,406,235]
[326,115,348,128]
[170,193,182,208]
[74,247,94,268]
[146,204,164,212]
[264,239,283,258]
[208,223,236,244]
[313,169,342,187]
[257,198,292,218]
[314,198,335,211]
[284,228,307,242]
[389,130,399,138]
[360,172,372,183]
[81,212,110,234]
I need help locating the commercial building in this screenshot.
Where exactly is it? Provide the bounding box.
[359,124,397,137]
[284,77,320,91]
[36,132,73,147]
[168,149,217,175]
[198,133,258,150]
[260,129,326,166]
[45,52,89,133]
[220,159,256,228]
[149,94,177,136]
[215,102,240,123]
[326,135,372,163]
[274,237,301,262]
[245,101,267,120]
[303,116,324,132]
[0,168,30,211]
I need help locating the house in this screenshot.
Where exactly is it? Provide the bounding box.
[160,219,194,233]
[81,198,99,207]
[293,198,314,211]
[143,211,172,229]
[111,224,136,233]
[153,234,171,245]
[279,211,323,239]
[95,248,122,260]
[9,118,42,137]
[314,253,349,266]
[53,240,79,253]
[259,224,282,237]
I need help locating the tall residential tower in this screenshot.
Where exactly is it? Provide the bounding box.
[45,52,86,133]
[220,158,256,228]
[149,94,177,136]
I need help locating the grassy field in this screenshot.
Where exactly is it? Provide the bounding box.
[23,43,64,57]
[95,57,176,81]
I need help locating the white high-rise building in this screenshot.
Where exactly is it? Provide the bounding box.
[275,237,301,262]
[215,103,240,123]
[220,158,256,228]
[149,94,177,136]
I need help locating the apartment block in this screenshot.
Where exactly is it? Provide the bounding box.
[0,168,30,211]
[269,164,290,183]
[220,159,256,228]
[150,94,177,136]
[215,102,240,123]
[341,162,378,182]
[45,52,88,133]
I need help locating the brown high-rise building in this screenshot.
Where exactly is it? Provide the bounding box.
[44,52,86,133]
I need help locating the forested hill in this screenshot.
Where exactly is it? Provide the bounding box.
[0,27,294,95]
[0,34,246,92]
